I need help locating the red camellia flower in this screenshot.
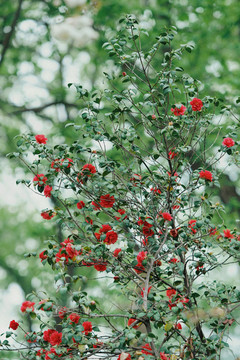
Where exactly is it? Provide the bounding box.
[39,250,47,262]
[77,201,85,209]
[128,318,139,329]
[142,226,154,237]
[94,263,107,272]
[100,224,112,233]
[82,321,93,335]
[150,187,161,194]
[166,288,176,299]
[117,353,131,360]
[222,137,235,148]
[99,194,115,208]
[223,229,234,239]
[81,164,96,176]
[35,134,47,144]
[43,329,56,342]
[44,185,52,198]
[171,105,186,116]
[170,229,178,238]
[49,331,62,346]
[137,251,147,264]
[160,352,170,360]
[33,174,47,186]
[168,150,178,160]
[21,301,35,313]
[41,211,55,220]
[9,320,19,330]
[36,348,47,357]
[92,201,101,210]
[190,98,203,111]
[162,212,173,221]
[104,231,118,245]
[68,313,80,324]
[113,248,122,257]
[122,72,127,76]
[188,219,197,234]
[142,343,153,355]
[169,258,179,264]
[199,170,213,182]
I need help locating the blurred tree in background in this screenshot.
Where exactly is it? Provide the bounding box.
[0,0,239,358]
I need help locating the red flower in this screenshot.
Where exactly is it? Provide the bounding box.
[33,174,47,186]
[100,224,112,233]
[113,248,122,257]
[99,194,115,208]
[95,232,101,240]
[77,201,85,209]
[151,114,156,120]
[82,164,96,176]
[128,318,139,329]
[117,354,131,360]
[142,227,154,237]
[104,231,118,245]
[222,137,235,148]
[9,320,19,330]
[162,212,172,221]
[21,301,35,313]
[168,150,178,160]
[58,307,68,319]
[199,170,213,182]
[49,331,62,346]
[94,263,107,272]
[209,227,217,236]
[175,322,182,330]
[142,343,153,356]
[169,258,179,264]
[137,251,147,264]
[35,134,47,144]
[150,187,161,194]
[160,352,170,360]
[122,72,127,76]
[68,313,80,324]
[39,250,47,262]
[166,288,176,299]
[138,217,153,227]
[36,348,46,357]
[43,329,56,342]
[141,286,152,298]
[188,219,197,234]
[44,185,52,198]
[82,321,93,335]
[170,229,178,238]
[92,201,101,210]
[190,98,203,111]
[223,229,234,239]
[41,211,55,220]
[171,105,186,116]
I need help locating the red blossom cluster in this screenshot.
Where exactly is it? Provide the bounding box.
[55,238,81,264]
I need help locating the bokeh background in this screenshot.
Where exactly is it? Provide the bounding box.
[0,0,239,358]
